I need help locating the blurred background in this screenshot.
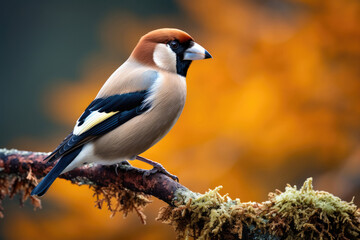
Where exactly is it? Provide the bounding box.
[1,0,360,239]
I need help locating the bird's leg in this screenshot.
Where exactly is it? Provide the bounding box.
[115,160,132,175]
[135,155,179,182]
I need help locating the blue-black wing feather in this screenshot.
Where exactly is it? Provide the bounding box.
[44,91,149,163]
[78,91,148,126]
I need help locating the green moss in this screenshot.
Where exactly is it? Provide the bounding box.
[274,178,356,216]
[158,186,241,239]
[157,178,360,240]
[267,178,360,239]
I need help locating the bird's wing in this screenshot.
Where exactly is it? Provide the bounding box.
[45,70,159,163]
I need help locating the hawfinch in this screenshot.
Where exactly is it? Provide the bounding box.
[31,28,212,196]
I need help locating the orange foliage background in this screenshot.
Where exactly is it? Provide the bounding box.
[2,0,360,239]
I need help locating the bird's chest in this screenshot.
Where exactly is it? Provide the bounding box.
[146,74,187,136]
[93,74,186,159]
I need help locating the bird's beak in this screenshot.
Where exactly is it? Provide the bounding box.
[183,42,212,61]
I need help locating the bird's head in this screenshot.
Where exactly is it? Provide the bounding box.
[131,28,212,77]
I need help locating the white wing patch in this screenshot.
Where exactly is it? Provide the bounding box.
[73,111,118,135]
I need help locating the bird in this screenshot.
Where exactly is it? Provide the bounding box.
[31,28,212,197]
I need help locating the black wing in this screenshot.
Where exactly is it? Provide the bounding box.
[45,91,150,162]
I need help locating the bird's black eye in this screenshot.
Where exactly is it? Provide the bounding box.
[169,40,179,50]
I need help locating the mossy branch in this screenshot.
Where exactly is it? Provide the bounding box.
[1,148,359,239]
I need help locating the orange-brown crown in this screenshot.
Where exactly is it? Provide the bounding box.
[131,28,194,66]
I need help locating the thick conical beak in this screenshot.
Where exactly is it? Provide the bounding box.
[183,42,212,60]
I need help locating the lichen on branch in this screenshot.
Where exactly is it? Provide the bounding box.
[93,183,151,223]
[158,178,360,240]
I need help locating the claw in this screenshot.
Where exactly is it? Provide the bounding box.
[115,164,119,176]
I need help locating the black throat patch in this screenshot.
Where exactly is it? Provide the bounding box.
[176,57,192,77]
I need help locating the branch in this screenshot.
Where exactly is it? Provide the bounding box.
[1,148,359,240]
[0,148,186,204]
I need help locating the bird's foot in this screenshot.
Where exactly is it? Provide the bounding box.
[143,165,179,182]
[115,160,131,175]
[136,155,179,182]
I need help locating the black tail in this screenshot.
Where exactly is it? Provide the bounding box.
[31,147,82,196]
